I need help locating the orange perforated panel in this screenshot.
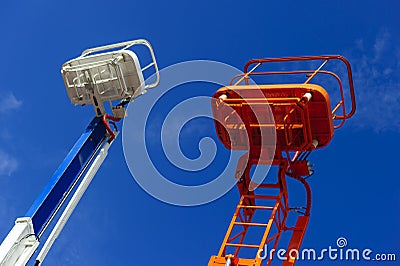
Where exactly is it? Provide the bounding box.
[212,84,334,154]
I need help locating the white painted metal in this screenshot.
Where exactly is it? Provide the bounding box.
[61,39,160,108]
[35,139,114,265]
[219,94,228,101]
[81,39,160,89]
[304,92,312,101]
[0,217,39,266]
[312,139,319,148]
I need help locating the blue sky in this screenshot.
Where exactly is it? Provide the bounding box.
[0,1,399,265]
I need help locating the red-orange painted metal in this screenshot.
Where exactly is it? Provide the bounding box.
[209,55,356,266]
[213,84,334,153]
[102,114,121,141]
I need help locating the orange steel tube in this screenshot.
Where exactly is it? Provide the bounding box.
[243,55,356,120]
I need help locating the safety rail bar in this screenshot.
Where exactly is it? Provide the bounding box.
[230,55,356,128]
[80,39,160,89]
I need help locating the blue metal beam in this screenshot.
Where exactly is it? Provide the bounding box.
[25,117,107,234]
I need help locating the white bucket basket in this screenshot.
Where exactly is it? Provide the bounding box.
[61,39,159,116]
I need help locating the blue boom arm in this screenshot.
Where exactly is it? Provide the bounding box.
[0,116,113,266]
[25,116,108,235]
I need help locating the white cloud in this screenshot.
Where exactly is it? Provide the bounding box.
[0,92,22,113]
[0,150,18,176]
[373,29,390,63]
[348,29,400,132]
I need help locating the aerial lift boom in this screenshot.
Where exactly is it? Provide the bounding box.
[0,39,159,266]
[209,55,356,265]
